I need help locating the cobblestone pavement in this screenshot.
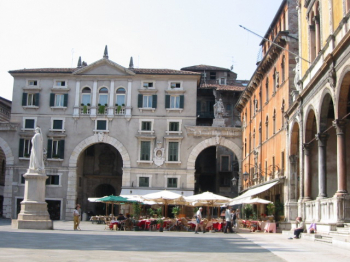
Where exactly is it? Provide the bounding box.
[1,219,349,262]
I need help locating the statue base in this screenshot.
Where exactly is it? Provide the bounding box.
[12,171,53,230]
[212,119,226,127]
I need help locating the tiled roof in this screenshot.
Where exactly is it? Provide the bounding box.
[131,68,201,75]
[200,84,245,91]
[181,64,231,71]
[9,67,201,75]
[9,68,77,74]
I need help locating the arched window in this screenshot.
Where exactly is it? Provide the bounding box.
[98,87,108,105]
[309,10,316,61]
[81,87,91,105]
[273,109,276,134]
[265,116,269,140]
[265,78,269,103]
[281,56,285,83]
[259,122,262,144]
[259,88,262,110]
[115,87,126,106]
[253,129,256,150]
[273,68,278,93]
[281,99,285,128]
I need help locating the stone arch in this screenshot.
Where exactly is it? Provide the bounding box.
[69,134,130,168]
[304,105,318,143]
[318,88,335,132]
[0,137,14,165]
[187,137,241,170]
[66,134,130,220]
[336,65,350,119]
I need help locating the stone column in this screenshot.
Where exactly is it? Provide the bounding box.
[303,143,311,200]
[108,80,115,117]
[289,155,297,201]
[316,133,329,198]
[91,80,97,117]
[333,120,347,195]
[73,80,80,117]
[125,79,132,120]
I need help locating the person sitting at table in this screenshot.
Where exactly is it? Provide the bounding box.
[231,210,236,232]
[117,213,126,221]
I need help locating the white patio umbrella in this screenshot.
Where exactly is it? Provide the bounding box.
[120,195,159,205]
[243,197,272,205]
[185,191,231,207]
[142,190,186,217]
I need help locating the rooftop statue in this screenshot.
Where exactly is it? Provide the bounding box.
[214,98,225,119]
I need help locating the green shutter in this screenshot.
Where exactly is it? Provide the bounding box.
[179,95,184,109]
[152,95,157,108]
[34,93,40,106]
[97,120,106,130]
[140,141,150,160]
[165,95,170,108]
[22,93,27,106]
[138,94,143,108]
[58,140,65,159]
[168,142,178,161]
[47,139,52,159]
[19,139,24,157]
[64,94,68,107]
[50,93,55,107]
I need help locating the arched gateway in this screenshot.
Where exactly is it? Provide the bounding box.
[66,134,130,220]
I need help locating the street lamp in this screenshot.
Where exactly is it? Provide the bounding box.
[231,177,238,186]
[243,172,249,182]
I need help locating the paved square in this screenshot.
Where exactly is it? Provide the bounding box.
[0,219,349,262]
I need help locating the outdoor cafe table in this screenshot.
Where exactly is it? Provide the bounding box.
[264,222,277,233]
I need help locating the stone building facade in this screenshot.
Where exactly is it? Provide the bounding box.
[285,0,350,231]
[0,50,242,220]
[235,0,298,221]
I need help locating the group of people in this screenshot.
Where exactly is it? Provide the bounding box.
[194,207,240,234]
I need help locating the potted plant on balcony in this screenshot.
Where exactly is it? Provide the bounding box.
[98,104,105,114]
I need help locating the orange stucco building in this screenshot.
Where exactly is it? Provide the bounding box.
[235,0,298,221]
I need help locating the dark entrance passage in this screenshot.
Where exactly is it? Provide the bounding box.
[16,199,61,220]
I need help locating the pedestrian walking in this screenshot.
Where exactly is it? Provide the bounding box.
[195,207,204,234]
[224,208,234,233]
[73,204,81,231]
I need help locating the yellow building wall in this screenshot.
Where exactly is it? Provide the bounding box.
[300,2,309,76]
[321,0,330,47]
[332,0,343,29]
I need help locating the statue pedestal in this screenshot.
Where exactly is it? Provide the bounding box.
[12,171,53,230]
[212,119,226,127]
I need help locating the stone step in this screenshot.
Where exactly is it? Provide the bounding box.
[314,234,333,244]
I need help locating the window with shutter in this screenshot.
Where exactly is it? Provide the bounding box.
[96,120,107,130]
[168,142,178,161]
[140,141,151,161]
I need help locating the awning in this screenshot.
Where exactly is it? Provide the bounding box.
[229,181,279,205]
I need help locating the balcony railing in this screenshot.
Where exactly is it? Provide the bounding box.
[80,106,91,115]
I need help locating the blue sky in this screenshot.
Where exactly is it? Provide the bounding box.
[0,0,282,100]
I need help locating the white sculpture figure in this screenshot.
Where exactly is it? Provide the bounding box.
[293,57,301,91]
[29,127,45,172]
[214,98,225,119]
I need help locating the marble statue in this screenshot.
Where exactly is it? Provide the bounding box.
[214,98,225,119]
[29,127,45,172]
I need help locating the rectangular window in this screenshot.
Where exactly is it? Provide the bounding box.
[23,139,31,158]
[221,156,230,171]
[28,80,37,86]
[81,94,91,105]
[167,178,177,188]
[99,94,108,105]
[170,96,180,109]
[168,142,179,161]
[170,82,181,89]
[169,122,179,132]
[210,72,216,80]
[21,173,25,184]
[24,119,35,129]
[143,95,153,108]
[55,81,66,87]
[140,141,151,161]
[46,175,60,185]
[139,177,149,187]
[27,93,37,106]
[96,120,107,130]
[47,139,65,159]
[55,94,65,107]
[143,82,153,88]
[52,120,63,130]
[220,78,226,85]
[141,121,152,131]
